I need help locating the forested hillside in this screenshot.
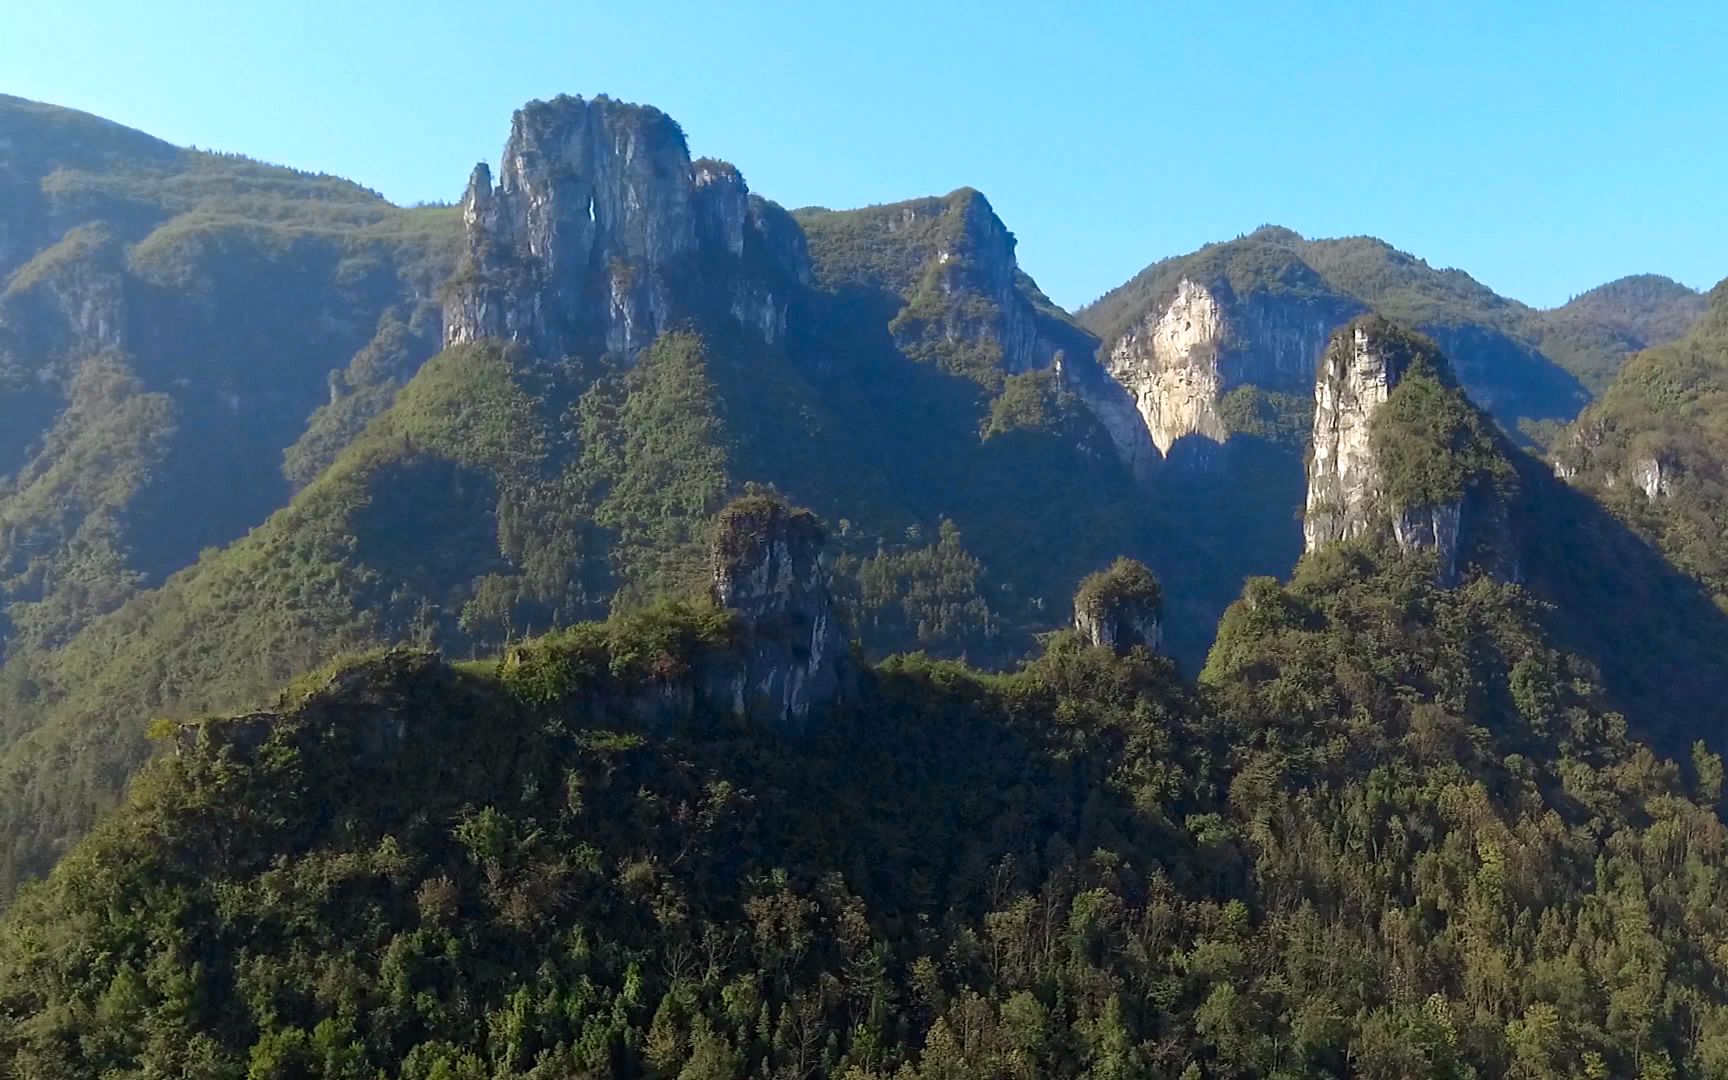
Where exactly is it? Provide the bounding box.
[0,101,1167,892]
[1535,275,1709,396]
[7,498,1728,1077]
[0,94,461,656]
[1554,280,1728,608]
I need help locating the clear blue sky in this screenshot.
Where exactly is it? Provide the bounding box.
[6,0,1725,310]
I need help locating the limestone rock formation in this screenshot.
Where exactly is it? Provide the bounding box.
[1633,456,1674,501]
[885,190,1071,374]
[1073,558,1163,654]
[1106,277,1355,463]
[1101,278,1228,457]
[1559,428,1678,503]
[1303,317,1516,585]
[1074,231,1369,474]
[444,95,808,360]
[798,188,1101,387]
[707,493,846,732]
[1303,319,1417,550]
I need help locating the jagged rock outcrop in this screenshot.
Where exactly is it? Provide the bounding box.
[444,95,809,360]
[799,187,1144,465]
[707,494,845,732]
[1072,558,1163,654]
[1102,278,1230,456]
[1303,317,1516,585]
[884,190,1074,375]
[1560,422,1678,502]
[797,188,1111,393]
[1633,456,1674,500]
[1303,320,1417,550]
[1077,225,1644,474]
[1084,272,1359,470]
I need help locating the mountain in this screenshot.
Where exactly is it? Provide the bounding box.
[0,94,461,655]
[1535,274,1709,396]
[1292,315,1728,758]
[0,96,1165,891]
[1077,228,1706,454]
[9,484,1728,1077]
[1301,315,1517,584]
[0,90,1720,909]
[1554,278,1728,604]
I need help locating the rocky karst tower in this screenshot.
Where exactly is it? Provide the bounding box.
[1072,558,1164,654]
[1303,317,1419,550]
[708,493,846,732]
[1303,316,1516,584]
[444,94,809,360]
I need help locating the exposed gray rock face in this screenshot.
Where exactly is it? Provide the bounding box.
[1090,276,1359,470]
[1633,456,1673,500]
[909,191,1060,373]
[1057,354,1161,477]
[1303,319,1516,585]
[444,95,809,360]
[1104,278,1229,456]
[707,496,845,733]
[1072,558,1164,654]
[1303,321,1414,551]
[1391,503,1465,577]
[1551,417,1681,505]
[1075,596,1162,655]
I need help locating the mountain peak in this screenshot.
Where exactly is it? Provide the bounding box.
[1303,317,1515,582]
[1245,223,1304,245]
[444,93,806,358]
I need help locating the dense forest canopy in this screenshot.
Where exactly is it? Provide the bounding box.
[7,528,1728,1078]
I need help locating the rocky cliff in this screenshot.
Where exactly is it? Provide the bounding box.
[883,189,1075,377]
[1074,232,1372,474]
[1303,317,1516,585]
[1094,275,1353,466]
[444,95,809,361]
[1303,320,1416,550]
[795,189,1103,388]
[1073,557,1163,654]
[707,493,845,732]
[1078,227,1634,471]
